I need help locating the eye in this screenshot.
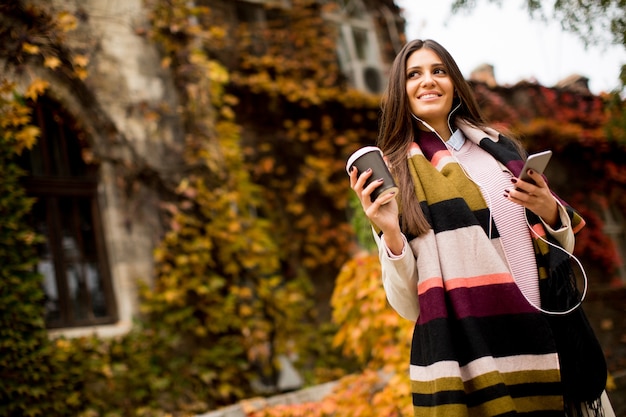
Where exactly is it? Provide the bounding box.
[407,70,420,79]
[433,67,447,75]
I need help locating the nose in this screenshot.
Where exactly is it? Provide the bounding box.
[421,72,435,87]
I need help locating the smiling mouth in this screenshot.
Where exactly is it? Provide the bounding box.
[419,93,440,99]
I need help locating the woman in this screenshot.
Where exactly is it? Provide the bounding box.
[349,39,613,416]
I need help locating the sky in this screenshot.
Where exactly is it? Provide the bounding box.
[395,0,626,95]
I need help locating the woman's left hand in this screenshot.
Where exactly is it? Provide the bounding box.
[505,169,559,228]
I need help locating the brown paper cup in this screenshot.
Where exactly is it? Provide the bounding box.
[346,146,398,204]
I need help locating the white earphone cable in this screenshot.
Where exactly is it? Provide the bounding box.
[522,213,588,316]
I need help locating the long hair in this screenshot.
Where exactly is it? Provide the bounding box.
[377,39,491,237]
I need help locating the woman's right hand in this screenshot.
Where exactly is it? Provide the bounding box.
[349,166,403,253]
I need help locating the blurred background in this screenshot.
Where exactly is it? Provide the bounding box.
[1,1,625,416]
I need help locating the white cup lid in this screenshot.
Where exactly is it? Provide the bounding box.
[345,146,383,174]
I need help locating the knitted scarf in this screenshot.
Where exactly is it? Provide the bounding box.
[406,122,592,417]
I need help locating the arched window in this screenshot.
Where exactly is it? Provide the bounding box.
[18,96,117,328]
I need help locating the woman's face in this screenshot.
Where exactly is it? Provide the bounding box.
[405,48,455,130]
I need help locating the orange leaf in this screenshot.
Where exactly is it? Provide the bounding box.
[44,56,62,70]
[22,43,39,54]
[73,54,89,67]
[25,79,49,101]
[15,126,40,151]
[56,11,78,32]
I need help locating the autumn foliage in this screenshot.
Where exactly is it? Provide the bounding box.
[0,79,85,415]
[0,0,625,416]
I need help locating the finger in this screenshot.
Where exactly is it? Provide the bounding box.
[355,168,374,190]
[526,169,547,187]
[350,167,373,192]
[511,177,531,194]
[364,191,389,217]
[505,187,532,205]
[362,177,384,204]
[349,166,359,188]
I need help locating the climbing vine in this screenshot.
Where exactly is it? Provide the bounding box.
[0,79,85,416]
[0,1,624,417]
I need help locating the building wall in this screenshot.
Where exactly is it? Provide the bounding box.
[29,0,187,337]
[30,0,403,337]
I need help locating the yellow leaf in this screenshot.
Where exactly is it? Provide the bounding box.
[55,339,71,349]
[101,364,112,378]
[22,43,39,54]
[56,11,78,32]
[73,54,89,67]
[163,289,179,303]
[44,56,62,70]
[15,126,40,151]
[74,67,88,80]
[25,79,49,101]
[176,178,189,194]
[239,305,253,317]
[206,60,229,83]
[0,107,27,130]
[238,287,253,299]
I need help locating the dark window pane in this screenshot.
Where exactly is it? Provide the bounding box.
[30,199,59,323]
[39,259,60,323]
[17,96,117,328]
[67,262,103,321]
[352,28,368,61]
[59,197,108,321]
[235,2,262,23]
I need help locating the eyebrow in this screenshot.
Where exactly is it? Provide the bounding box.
[406,62,445,72]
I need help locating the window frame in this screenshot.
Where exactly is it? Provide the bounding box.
[323,0,386,94]
[19,98,118,329]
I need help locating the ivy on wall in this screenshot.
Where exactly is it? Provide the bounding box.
[0,80,83,416]
[0,0,625,416]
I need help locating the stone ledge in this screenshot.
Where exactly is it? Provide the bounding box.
[197,381,338,417]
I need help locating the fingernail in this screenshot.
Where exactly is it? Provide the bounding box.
[503,193,509,198]
[350,166,356,173]
[366,168,372,173]
[510,178,517,184]
[377,178,384,182]
[504,189,510,194]
[528,169,534,175]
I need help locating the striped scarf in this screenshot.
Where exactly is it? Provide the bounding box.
[406,122,586,416]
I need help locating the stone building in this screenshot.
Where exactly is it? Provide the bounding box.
[4,0,184,338]
[1,0,404,338]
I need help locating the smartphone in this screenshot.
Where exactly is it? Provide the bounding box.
[520,150,552,184]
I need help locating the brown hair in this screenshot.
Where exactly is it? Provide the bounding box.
[377,39,490,237]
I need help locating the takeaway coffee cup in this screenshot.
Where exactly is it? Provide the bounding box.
[346,146,398,203]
